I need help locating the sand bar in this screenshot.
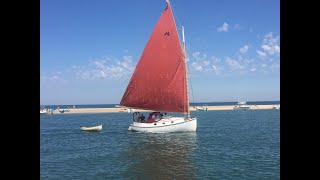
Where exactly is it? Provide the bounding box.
[49,105,276,114]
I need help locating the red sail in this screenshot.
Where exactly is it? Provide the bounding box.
[120,4,188,113]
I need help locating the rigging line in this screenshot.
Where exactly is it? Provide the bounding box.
[171,2,192,117]
[170,2,193,104]
[169,2,187,116]
[167,2,183,53]
[170,1,183,29]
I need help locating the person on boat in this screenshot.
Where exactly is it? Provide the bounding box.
[140,114,145,122]
[157,113,163,120]
[135,112,141,122]
[144,112,159,123]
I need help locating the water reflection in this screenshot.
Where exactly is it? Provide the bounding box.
[122,132,198,179]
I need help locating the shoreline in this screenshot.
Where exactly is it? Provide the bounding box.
[46,105,276,114]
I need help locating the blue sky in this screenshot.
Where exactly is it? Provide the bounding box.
[40,0,280,105]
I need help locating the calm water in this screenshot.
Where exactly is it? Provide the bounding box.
[40,109,280,179]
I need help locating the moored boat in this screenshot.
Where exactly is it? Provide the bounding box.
[40,107,47,114]
[272,104,280,109]
[80,125,103,131]
[233,101,250,110]
[195,105,208,111]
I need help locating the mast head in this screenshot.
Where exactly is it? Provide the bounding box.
[181,26,185,43]
[166,0,170,4]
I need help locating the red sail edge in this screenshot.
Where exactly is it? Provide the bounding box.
[120,4,188,113]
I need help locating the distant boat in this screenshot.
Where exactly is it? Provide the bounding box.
[272,104,280,109]
[59,109,70,113]
[40,107,47,114]
[119,1,197,133]
[80,125,102,131]
[233,101,250,110]
[127,108,135,113]
[195,105,208,111]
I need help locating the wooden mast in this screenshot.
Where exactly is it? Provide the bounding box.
[182,26,191,119]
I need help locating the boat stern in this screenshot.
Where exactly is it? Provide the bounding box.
[128,124,132,131]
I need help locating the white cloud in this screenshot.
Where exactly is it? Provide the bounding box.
[210,56,221,63]
[192,51,207,60]
[191,62,203,71]
[270,63,280,72]
[257,32,280,58]
[260,64,269,74]
[250,67,257,72]
[190,57,223,75]
[40,72,68,84]
[191,60,210,72]
[192,51,200,57]
[191,52,206,71]
[93,60,106,69]
[118,56,133,69]
[256,50,267,59]
[203,61,210,66]
[188,48,279,76]
[191,55,224,75]
[234,24,242,30]
[190,52,214,72]
[209,56,224,75]
[217,22,229,32]
[217,22,242,32]
[239,45,249,54]
[212,65,223,75]
[225,57,245,71]
[73,56,136,80]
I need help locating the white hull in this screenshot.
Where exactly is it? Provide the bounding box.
[195,106,208,111]
[80,125,102,131]
[40,109,47,114]
[233,100,250,110]
[128,117,197,133]
[233,105,250,110]
[272,105,280,109]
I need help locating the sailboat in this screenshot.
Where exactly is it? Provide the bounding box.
[119,0,197,133]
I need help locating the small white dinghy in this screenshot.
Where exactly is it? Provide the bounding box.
[80,125,102,132]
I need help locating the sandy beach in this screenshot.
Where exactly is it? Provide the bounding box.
[49,105,275,114]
